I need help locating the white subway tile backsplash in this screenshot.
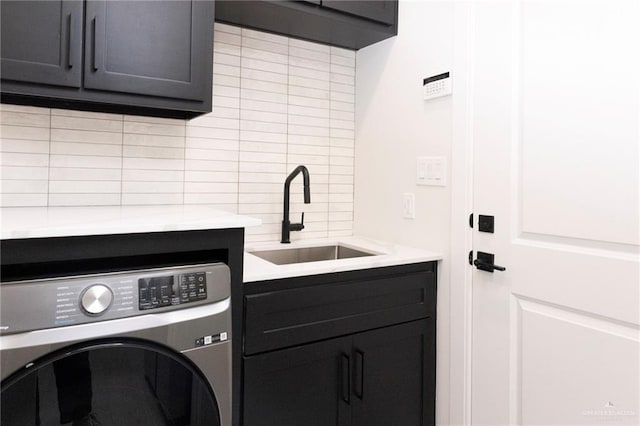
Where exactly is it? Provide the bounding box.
[288,115,330,128]
[122,157,183,171]
[289,85,331,100]
[1,153,49,167]
[2,166,48,180]
[214,63,242,78]
[51,141,122,157]
[331,54,355,68]
[52,128,122,145]
[123,181,184,194]
[50,180,120,194]
[121,193,183,206]
[289,105,330,118]
[121,169,185,183]
[51,116,122,133]
[241,68,288,85]
[240,130,287,144]
[330,91,355,104]
[0,111,50,128]
[212,85,241,98]
[242,28,288,45]
[330,82,355,94]
[1,193,48,207]
[289,38,330,54]
[213,74,241,88]
[289,66,330,82]
[1,25,355,241]
[50,193,121,206]
[1,125,49,140]
[1,180,48,193]
[214,31,242,46]
[240,120,287,134]
[290,55,331,72]
[215,23,241,35]
[289,75,330,91]
[214,42,242,57]
[214,52,242,67]
[0,139,50,154]
[330,46,355,59]
[50,155,121,169]
[242,36,289,55]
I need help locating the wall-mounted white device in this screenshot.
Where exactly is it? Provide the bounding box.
[422,72,451,100]
[417,156,447,187]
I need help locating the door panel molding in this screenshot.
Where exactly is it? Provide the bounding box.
[516,296,639,425]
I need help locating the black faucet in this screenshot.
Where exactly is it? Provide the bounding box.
[281,165,311,243]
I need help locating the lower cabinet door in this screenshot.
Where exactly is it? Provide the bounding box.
[243,336,352,426]
[351,319,436,426]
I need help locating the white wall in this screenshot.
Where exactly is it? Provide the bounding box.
[354,1,456,424]
[0,24,356,244]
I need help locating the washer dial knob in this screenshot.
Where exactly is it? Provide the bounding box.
[81,284,113,315]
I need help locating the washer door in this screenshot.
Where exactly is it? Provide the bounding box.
[1,339,220,426]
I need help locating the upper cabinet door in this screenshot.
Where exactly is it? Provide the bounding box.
[0,0,83,87]
[83,0,213,101]
[321,0,396,26]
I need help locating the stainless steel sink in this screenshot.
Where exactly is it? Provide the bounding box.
[249,245,377,265]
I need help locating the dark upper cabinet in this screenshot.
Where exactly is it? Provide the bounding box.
[84,1,211,101]
[0,0,83,87]
[0,0,213,119]
[321,0,396,25]
[215,0,398,50]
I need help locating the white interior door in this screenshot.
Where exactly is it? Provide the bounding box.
[470,1,639,425]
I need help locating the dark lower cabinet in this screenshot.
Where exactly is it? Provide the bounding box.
[243,319,435,426]
[240,263,437,426]
[351,320,435,426]
[243,336,352,426]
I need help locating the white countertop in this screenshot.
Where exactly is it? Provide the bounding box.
[0,205,261,240]
[243,236,442,282]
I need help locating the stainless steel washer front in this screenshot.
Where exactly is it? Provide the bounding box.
[1,263,232,426]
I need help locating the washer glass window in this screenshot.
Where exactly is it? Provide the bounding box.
[1,340,220,426]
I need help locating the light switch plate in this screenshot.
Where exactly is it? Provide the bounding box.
[417,156,447,186]
[403,193,415,219]
[423,72,452,100]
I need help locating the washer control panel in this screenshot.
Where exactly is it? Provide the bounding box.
[138,271,207,310]
[0,263,230,335]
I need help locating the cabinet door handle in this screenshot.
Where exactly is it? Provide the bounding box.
[340,353,350,404]
[354,350,364,399]
[91,16,98,71]
[66,13,73,69]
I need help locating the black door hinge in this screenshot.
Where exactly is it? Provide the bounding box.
[468,250,473,265]
[469,213,473,228]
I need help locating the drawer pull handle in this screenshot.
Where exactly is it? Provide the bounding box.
[355,349,364,399]
[341,353,350,404]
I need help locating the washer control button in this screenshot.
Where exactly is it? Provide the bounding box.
[81,284,113,316]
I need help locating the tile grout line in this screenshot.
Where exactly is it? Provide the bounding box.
[236,29,242,215]
[119,116,124,206]
[46,109,52,207]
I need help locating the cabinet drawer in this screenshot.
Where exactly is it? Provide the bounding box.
[244,269,435,355]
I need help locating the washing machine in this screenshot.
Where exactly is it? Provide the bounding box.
[0,262,232,426]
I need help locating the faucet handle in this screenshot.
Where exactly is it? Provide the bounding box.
[290,212,305,232]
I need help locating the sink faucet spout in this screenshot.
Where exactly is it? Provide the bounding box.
[282,165,311,243]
